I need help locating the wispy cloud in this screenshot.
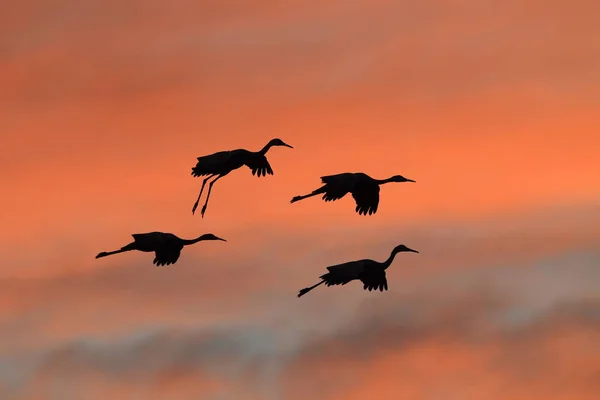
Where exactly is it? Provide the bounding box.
[1,205,599,399]
[4,251,599,399]
[2,0,600,398]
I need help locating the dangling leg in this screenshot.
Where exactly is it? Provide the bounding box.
[290,186,326,203]
[192,174,216,215]
[95,242,136,259]
[297,280,325,297]
[201,173,227,218]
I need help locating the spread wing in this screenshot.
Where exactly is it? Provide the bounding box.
[131,233,152,241]
[131,232,165,246]
[153,247,181,266]
[360,269,388,292]
[319,173,358,202]
[322,188,348,202]
[244,154,274,177]
[321,260,365,286]
[320,173,356,185]
[351,180,380,215]
[191,151,232,177]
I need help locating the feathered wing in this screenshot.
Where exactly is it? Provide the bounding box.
[319,173,358,202]
[322,186,348,202]
[131,232,165,246]
[153,247,181,266]
[360,268,388,291]
[131,233,151,241]
[244,153,274,177]
[351,180,380,215]
[320,173,357,185]
[321,260,365,286]
[191,151,232,177]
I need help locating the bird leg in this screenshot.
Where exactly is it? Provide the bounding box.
[200,174,226,218]
[192,174,217,215]
[290,186,326,203]
[297,280,325,297]
[95,243,136,259]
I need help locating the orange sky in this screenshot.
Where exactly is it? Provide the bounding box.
[1,0,599,399]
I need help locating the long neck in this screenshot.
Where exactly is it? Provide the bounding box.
[375,176,395,185]
[258,141,274,155]
[182,236,206,245]
[382,249,399,270]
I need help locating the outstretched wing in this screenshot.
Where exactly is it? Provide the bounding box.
[131,232,165,246]
[351,180,380,215]
[321,260,365,286]
[360,269,388,292]
[244,154,274,177]
[322,189,348,202]
[192,151,232,177]
[153,247,181,266]
[318,173,358,202]
[131,233,152,241]
[320,172,357,185]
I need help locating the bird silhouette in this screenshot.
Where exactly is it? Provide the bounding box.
[95,232,226,266]
[290,172,415,215]
[191,138,293,217]
[297,244,418,297]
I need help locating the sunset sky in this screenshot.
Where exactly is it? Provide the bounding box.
[1,1,600,399]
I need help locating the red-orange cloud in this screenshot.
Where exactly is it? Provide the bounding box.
[2,0,600,398]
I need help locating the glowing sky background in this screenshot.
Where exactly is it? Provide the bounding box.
[1,1,600,399]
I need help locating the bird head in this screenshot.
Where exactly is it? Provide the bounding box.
[268,138,294,149]
[390,175,415,183]
[393,244,419,254]
[200,233,227,242]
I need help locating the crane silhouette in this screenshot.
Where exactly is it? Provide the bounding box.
[297,244,418,297]
[191,138,293,217]
[290,172,415,215]
[95,232,226,266]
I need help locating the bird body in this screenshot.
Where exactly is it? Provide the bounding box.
[320,259,388,290]
[297,244,418,297]
[192,149,273,178]
[290,172,415,215]
[191,138,293,217]
[95,232,226,266]
[192,150,246,176]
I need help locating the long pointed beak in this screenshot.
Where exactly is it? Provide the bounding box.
[217,237,227,242]
[283,143,293,148]
[406,179,416,183]
[408,248,419,253]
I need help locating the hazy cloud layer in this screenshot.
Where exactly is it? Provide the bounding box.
[4,251,599,399]
[1,206,599,399]
[2,0,600,398]
[2,0,599,105]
